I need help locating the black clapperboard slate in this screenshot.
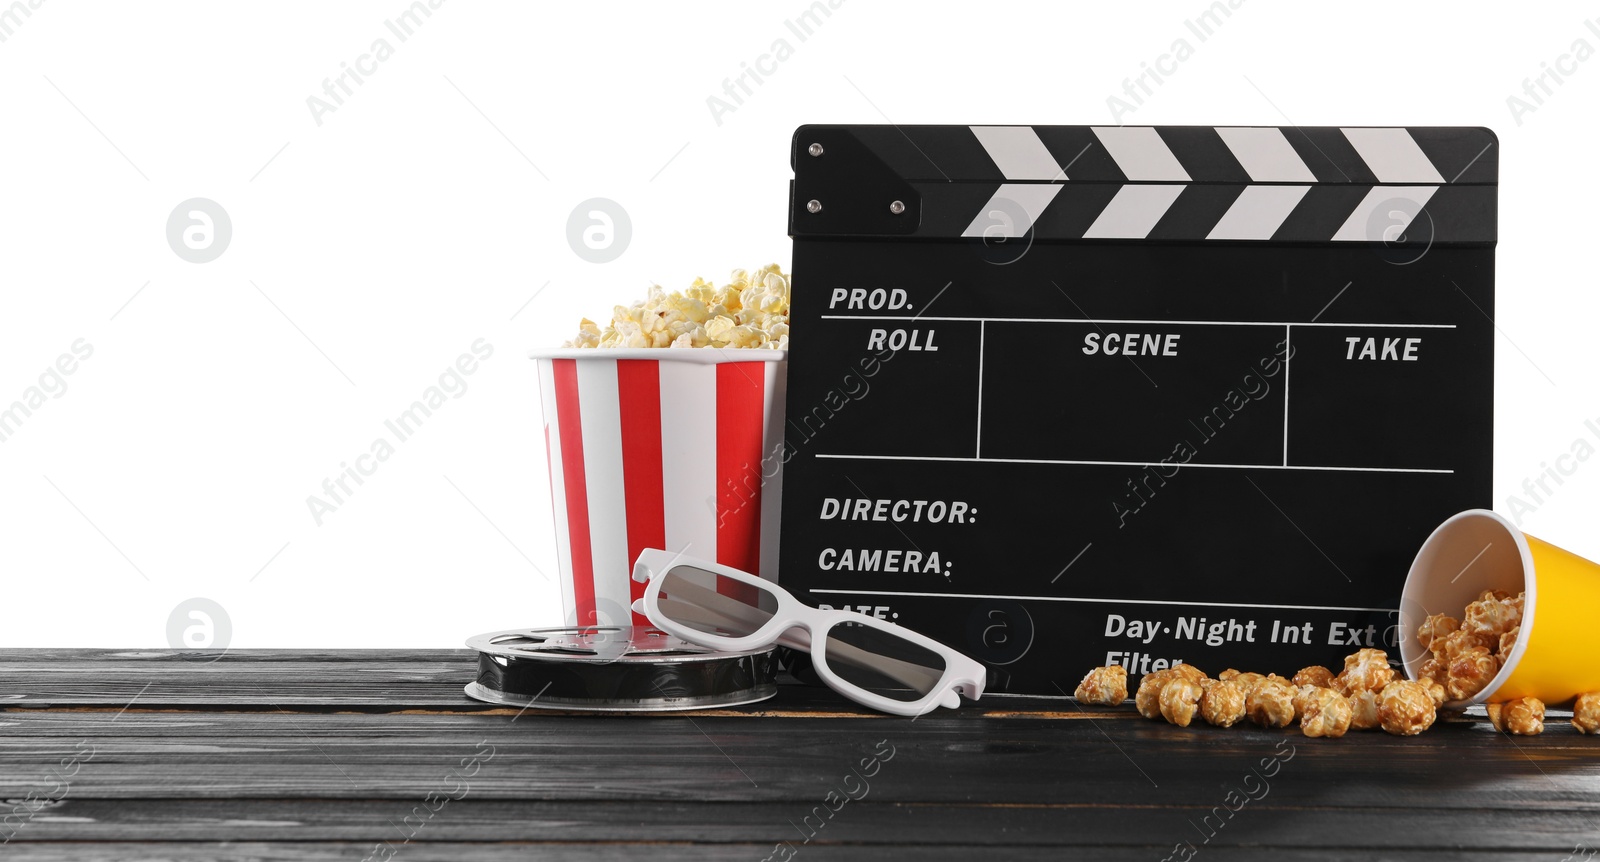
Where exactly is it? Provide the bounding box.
[779,124,1497,694]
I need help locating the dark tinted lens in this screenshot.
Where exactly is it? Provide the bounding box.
[823,622,948,702]
[657,566,778,638]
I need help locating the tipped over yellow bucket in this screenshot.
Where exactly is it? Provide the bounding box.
[1401,509,1600,706]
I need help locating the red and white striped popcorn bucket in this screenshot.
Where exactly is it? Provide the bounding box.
[530,348,787,626]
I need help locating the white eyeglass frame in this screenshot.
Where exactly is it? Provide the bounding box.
[631,548,986,717]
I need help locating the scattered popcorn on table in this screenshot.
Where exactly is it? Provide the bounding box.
[1199,679,1247,728]
[1245,677,1297,728]
[1070,626,1583,742]
[1379,680,1438,736]
[1220,669,1264,690]
[1074,665,1128,706]
[1572,692,1600,734]
[1348,689,1381,731]
[1486,697,1544,735]
[561,265,791,350]
[1292,666,1335,689]
[1334,648,1397,696]
[1300,687,1354,738]
[1159,678,1205,727]
[1135,669,1177,720]
[1291,684,1318,718]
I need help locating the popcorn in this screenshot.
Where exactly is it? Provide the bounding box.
[1463,592,1522,639]
[1348,689,1381,730]
[1159,678,1204,727]
[1445,646,1499,701]
[1074,665,1128,706]
[1292,666,1335,689]
[1135,669,1177,720]
[1572,692,1600,734]
[1334,648,1397,696]
[1245,677,1297,728]
[1169,663,1208,685]
[1497,626,1520,662]
[1431,628,1497,663]
[1199,679,1247,728]
[1486,697,1544,735]
[1417,656,1448,689]
[1291,684,1319,718]
[1415,589,1522,705]
[1379,680,1438,736]
[1415,676,1447,707]
[562,264,791,351]
[1415,614,1460,651]
[1219,669,1264,690]
[1300,687,1353,739]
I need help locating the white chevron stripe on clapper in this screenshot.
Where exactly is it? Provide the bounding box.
[1332,186,1438,242]
[1083,185,1186,239]
[1341,128,1445,183]
[1207,185,1312,240]
[970,126,1064,180]
[1091,127,1191,181]
[961,184,1063,239]
[1215,127,1317,182]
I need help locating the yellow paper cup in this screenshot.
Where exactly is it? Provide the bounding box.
[1401,508,1600,706]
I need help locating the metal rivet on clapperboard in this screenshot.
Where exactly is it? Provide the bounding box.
[889,200,906,215]
[807,143,824,157]
[806,200,822,213]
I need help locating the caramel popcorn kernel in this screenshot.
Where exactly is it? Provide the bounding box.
[1445,646,1499,702]
[1497,626,1521,663]
[1245,677,1297,728]
[1159,678,1205,728]
[1292,666,1335,689]
[1335,648,1397,696]
[1348,689,1381,731]
[1301,687,1354,739]
[1379,680,1438,736]
[1415,614,1460,651]
[1573,692,1600,734]
[1463,593,1522,639]
[1135,669,1177,720]
[1074,665,1129,707]
[1486,697,1545,735]
[1199,679,1248,728]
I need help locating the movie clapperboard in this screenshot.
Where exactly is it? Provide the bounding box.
[779,124,1497,694]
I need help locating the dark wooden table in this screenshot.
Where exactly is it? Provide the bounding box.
[3,649,1599,860]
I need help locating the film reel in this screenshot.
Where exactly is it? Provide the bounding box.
[463,626,778,712]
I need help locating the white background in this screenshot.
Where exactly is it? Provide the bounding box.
[1,0,1595,648]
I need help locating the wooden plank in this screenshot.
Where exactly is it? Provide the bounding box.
[0,845,1577,862]
[2,798,1600,850]
[6,649,1600,855]
[3,709,1600,810]
[2,793,1599,850]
